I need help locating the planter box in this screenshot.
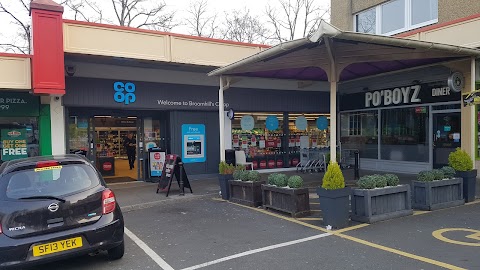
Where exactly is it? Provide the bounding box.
[317,187,351,229]
[229,180,265,207]
[456,170,477,203]
[351,185,413,223]
[412,178,465,211]
[262,185,310,218]
[218,174,233,200]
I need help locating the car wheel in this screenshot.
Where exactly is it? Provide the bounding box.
[107,241,125,260]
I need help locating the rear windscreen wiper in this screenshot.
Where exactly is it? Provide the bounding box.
[18,196,66,203]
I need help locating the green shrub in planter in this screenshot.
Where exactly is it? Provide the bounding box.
[441,166,456,179]
[384,174,399,186]
[239,171,251,181]
[417,170,434,182]
[371,174,387,188]
[247,171,261,182]
[268,173,279,185]
[357,175,376,189]
[274,174,288,187]
[448,148,473,171]
[233,169,245,180]
[322,162,345,190]
[287,175,303,188]
[431,169,445,180]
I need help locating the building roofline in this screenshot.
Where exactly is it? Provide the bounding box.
[0,52,32,58]
[395,13,480,38]
[63,19,271,49]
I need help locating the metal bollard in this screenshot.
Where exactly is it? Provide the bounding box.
[354,150,360,180]
[178,162,185,196]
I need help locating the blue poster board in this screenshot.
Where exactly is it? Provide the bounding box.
[182,124,206,163]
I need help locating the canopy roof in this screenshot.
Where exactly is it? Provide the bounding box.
[208,21,480,82]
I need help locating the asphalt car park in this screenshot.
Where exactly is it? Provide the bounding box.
[16,183,480,270]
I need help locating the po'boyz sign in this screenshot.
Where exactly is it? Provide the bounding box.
[341,82,461,111]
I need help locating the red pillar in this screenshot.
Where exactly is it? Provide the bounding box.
[30,0,65,95]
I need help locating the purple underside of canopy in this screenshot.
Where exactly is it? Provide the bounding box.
[229,57,463,82]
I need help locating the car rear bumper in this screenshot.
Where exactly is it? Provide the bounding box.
[0,213,124,268]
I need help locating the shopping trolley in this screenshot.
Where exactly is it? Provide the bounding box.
[296,148,328,173]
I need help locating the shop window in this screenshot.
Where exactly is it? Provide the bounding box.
[143,117,162,150]
[0,117,39,160]
[380,107,429,162]
[68,116,89,155]
[340,111,378,159]
[349,114,362,136]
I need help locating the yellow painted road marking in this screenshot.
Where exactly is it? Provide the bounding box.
[218,198,466,270]
[465,200,480,206]
[413,211,430,216]
[310,202,320,205]
[336,233,466,270]
[432,228,480,247]
[335,224,370,233]
[298,217,323,221]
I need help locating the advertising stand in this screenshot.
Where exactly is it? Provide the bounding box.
[147,148,165,182]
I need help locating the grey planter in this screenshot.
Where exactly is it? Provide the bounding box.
[229,180,265,207]
[262,185,310,218]
[316,187,351,229]
[218,174,233,200]
[455,170,477,203]
[412,178,465,210]
[351,185,413,223]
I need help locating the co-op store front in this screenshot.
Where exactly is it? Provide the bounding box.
[63,76,330,180]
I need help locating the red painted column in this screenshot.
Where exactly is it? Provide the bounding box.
[30,0,65,95]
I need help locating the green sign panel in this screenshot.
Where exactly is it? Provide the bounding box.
[0,92,40,117]
[1,129,28,161]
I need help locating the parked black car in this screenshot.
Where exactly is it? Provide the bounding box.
[0,154,124,268]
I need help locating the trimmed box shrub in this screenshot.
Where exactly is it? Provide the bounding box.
[262,175,310,218]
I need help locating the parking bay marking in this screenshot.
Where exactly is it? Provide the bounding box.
[180,233,332,270]
[432,228,480,247]
[124,227,175,270]
[221,199,466,270]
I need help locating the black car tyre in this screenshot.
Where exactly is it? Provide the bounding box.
[107,241,125,260]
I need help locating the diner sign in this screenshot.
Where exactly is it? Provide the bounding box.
[341,82,461,111]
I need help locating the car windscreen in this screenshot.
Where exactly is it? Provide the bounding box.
[1,164,100,199]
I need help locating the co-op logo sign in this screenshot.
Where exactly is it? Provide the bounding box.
[114,82,136,105]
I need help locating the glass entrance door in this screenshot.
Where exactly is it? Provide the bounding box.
[433,112,461,168]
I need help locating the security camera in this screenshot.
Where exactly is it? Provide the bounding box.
[55,96,60,101]
[65,65,76,77]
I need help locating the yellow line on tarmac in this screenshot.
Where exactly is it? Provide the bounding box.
[413,211,430,216]
[335,224,370,233]
[310,202,320,205]
[465,200,480,206]
[298,217,323,221]
[336,233,466,270]
[218,198,466,270]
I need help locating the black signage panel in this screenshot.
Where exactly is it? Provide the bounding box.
[341,82,461,111]
[156,154,192,197]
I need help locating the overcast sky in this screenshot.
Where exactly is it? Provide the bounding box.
[0,0,330,53]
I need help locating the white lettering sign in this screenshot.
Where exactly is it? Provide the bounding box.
[157,100,229,108]
[365,85,422,108]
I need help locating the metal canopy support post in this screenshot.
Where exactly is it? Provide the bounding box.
[219,76,225,162]
[471,57,477,169]
[325,37,338,164]
[329,81,337,163]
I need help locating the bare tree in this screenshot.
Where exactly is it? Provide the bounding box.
[220,8,269,44]
[110,0,176,31]
[0,0,32,54]
[64,0,105,23]
[185,0,218,38]
[265,0,329,43]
